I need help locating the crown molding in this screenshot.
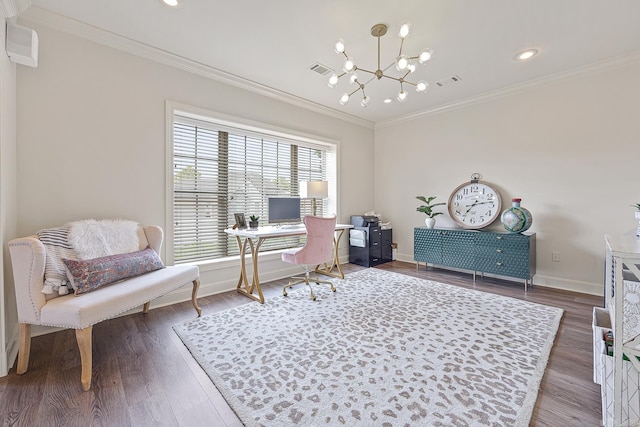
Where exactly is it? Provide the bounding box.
[0,0,30,18]
[376,50,640,130]
[22,5,640,132]
[19,6,374,130]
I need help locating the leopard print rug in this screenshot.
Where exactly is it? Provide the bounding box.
[173,268,563,427]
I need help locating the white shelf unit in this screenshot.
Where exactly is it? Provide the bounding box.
[604,235,640,426]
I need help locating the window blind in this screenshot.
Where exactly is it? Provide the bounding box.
[172,114,335,264]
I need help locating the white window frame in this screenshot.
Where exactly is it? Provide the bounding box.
[165,101,339,266]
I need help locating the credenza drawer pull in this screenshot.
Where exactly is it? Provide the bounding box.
[496,236,503,240]
[496,262,503,266]
[496,249,503,253]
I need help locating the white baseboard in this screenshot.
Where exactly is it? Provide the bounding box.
[533,274,603,296]
[398,253,603,296]
[0,348,5,377]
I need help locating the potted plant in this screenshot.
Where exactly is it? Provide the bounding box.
[416,196,446,228]
[249,215,260,229]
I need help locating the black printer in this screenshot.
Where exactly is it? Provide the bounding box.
[350,215,379,227]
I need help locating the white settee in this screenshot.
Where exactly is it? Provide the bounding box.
[8,224,201,391]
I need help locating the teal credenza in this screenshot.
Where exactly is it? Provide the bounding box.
[414,227,536,289]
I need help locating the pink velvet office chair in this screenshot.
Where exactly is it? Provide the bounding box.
[281,215,337,300]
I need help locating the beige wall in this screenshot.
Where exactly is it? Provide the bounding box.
[13,23,375,323]
[375,59,640,295]
[1,15,19,376]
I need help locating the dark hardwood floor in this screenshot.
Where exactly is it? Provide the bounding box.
[0,261,603,426]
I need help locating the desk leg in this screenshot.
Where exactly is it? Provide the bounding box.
[235,236,266,303]
[315,228,347,279]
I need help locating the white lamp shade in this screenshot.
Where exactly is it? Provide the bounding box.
[300,181,329,198]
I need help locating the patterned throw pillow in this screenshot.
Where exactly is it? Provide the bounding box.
[63,246,165,295]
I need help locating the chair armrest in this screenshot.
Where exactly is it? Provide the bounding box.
[142,225,163,254]
[8,236,47,324]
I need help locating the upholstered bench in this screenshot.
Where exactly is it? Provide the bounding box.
[8,222,201,391]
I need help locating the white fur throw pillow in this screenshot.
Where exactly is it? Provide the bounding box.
[67,219,140,260]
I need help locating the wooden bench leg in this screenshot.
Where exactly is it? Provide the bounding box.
[17,323,31,375]
[75,326,93,391]
[192,279,202,317]
[142,302,150,314]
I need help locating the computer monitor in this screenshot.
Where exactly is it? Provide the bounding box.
[268,197,301,224]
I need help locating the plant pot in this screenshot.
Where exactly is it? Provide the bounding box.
[425,217,436,228]
[249,221,259,229]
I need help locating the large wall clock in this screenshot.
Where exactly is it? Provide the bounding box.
[447,173,502,229]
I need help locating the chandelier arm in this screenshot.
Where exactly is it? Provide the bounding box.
[347,87,361,97]
[363,75,376,85]
[398,38,405,56]
[356,68,377,76]
[379,74,402,83]
[382,62,396,72]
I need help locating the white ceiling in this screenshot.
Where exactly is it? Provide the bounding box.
[23,0,640,125]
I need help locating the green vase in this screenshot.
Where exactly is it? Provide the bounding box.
[501,198,532,233]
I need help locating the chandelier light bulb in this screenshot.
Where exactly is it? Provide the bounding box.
[395,55,409,71]
[360,96,370,107]
[339,93,350,105]
[407,63,416,73]
[418,48,433,64]
[334,39,345,54]
[416,80,429,92]
[398,22,410,39]
[327,73,339,88]
[343,57,356,73]
[396,90,408,102]
[349,72,359,84]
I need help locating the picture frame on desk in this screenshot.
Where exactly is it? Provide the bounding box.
[234,213,247,229]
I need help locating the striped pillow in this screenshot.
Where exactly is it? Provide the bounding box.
[36,226,78,297]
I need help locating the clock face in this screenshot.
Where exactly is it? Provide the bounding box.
[448,182,502,229]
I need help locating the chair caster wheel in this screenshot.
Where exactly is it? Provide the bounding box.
[283,290,288,297]
[311,295,316,301]
[331,288,336,293]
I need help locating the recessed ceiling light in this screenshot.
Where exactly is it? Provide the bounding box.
[514,49,539,61]
[162,0,180,7]
[384,98,393,104]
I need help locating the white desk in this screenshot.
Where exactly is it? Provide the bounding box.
[224,224,353,303]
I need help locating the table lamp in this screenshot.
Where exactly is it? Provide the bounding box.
[300,181,328,216]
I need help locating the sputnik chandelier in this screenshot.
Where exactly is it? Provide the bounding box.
[328,22,433,107]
